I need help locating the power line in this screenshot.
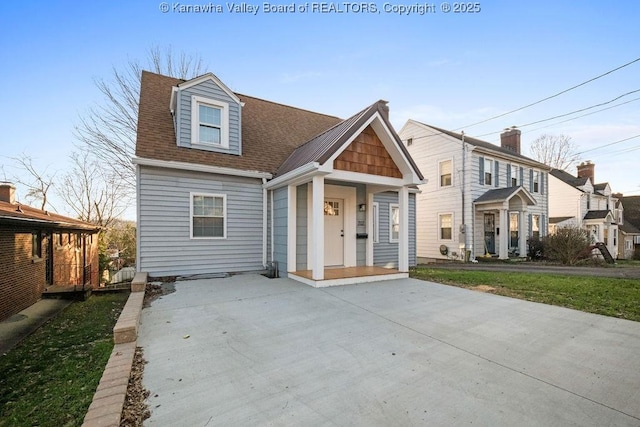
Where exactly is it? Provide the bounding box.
[474,89,640,138]
[577,134,640,155]
[451,56,640,131]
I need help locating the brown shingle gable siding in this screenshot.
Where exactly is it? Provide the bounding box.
[136,71,342,174]
[334,126,402,178]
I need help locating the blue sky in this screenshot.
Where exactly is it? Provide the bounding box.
[1,0,639,219]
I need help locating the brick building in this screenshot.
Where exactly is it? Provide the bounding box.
[0,183,100,321]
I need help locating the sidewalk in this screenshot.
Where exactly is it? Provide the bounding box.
[0,299,72,354]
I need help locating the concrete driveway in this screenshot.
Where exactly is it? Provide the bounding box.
[138,275,640,426]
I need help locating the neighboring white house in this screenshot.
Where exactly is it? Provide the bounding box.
[620,196,640,259]
[548,161,620,259]
[399,121,550,261]
[134,71,424,287]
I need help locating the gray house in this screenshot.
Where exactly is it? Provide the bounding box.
[134,71,424,286]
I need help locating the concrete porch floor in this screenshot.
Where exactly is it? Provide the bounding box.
[289,266,408,287]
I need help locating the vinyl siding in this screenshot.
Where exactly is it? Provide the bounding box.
[401,121,549,260]
[372,191,415,268]
[138,166,263,276]
[177,79,241,155]
[273,186,288,274]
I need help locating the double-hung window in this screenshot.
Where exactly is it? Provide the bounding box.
[439,159,452,187]
[389,204,399,243]
[532,170,540,193]
[511,164,519,187]
[484,158,493,186]
[191,193,226,238]
[192,96,229,148]
[531,214,540,239]
[439,213,452,240]
[32,232,42,258]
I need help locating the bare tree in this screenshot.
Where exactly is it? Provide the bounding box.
[10,154,56,210]
[74,45,206,193]
[57,151,127,228]
[529,134,581,171]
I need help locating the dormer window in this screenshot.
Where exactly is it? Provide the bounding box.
[191,96,229,148]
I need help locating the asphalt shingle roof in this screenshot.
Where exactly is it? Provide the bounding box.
[583,210,611,220]
[0,200,99,231]
[549,169,590,189]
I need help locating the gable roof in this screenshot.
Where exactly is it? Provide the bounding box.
[276,101,423,180]
[583,210,612,220]
[474,186,536,205]
[136,71,343,175]
[620,221,640,235]
[0,200,99,232]
[622,196,640,229]
[550,169,590,189]
[409,120,549,169]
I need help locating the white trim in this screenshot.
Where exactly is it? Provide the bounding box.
[372,202,380,243]
[289,271,408,288]
[262,178,268,268]
[270,190,274,263]
[189,192,227,239]
[438,212,454,241]
[132,157,272,179]
[311,176,325,279]
[389,203,399,243]
[177,73,241,104]
[366,191,375,266]
[287,185,297,273]
[324,170,406,187]
[307,183,313,270]
[263,162,321,189]
[135,164,141,271]
[191,95,230,149]
[438,158,453,188]
[399,187,409,272]
[325,184,357,267]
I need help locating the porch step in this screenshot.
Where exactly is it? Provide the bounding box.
[42,286,92,301]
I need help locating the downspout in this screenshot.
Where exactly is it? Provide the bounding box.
[262,178,268,268]
[461,131,467,260]
[270,189,274,264]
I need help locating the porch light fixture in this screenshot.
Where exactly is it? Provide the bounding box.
[359,204,366,212]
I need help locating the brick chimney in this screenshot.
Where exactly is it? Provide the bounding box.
[577,161,595,184]
[500,127,521,154]
[0,182,16,204]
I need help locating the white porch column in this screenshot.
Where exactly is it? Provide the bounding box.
[399,186,409,272]
[499,208,509,259]
[519,211,527,257]
[366,190,374,266]
[311,175,325,280]
[287,185,297,273]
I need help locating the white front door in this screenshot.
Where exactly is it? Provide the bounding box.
[324,198,344,267]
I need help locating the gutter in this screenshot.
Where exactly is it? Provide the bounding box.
[263,162,321,190]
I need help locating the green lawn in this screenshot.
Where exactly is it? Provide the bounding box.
[0,292,129,427]
[411,268,640,322]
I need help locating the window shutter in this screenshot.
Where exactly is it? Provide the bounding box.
[519,167,524,187]
[479,156,484,184]
[541,214,547,236]
[494,161,500,187]
[529,169,533,192]
[541,173,545,195]
[528,213,532,237]
[507,165,512,187]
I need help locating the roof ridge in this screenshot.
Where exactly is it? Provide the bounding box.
[235,93,341,121]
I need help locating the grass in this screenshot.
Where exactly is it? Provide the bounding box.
[0,292,129,427]
[411,268,640,322]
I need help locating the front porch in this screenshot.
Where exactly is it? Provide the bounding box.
[289,266,408,287]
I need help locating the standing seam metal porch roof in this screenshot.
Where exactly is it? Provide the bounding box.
[276,100,424,180]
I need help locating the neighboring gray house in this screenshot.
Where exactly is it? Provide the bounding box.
[399,121,550,261]
[134,71,424,286]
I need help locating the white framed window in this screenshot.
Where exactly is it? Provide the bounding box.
[439,213,453,240]
[191,96,229,148]
[389,203,399,243]
[511,164,519,187]
[190,193,227,239]
[531,214,540,239]
[484,158,493,186]
[407,137,413,146]
[626,240,633,250]
[439,159,452,187]
[372,202,379,243]
[32,232,42,258]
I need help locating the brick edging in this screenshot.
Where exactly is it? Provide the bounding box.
[82,273,148,427]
